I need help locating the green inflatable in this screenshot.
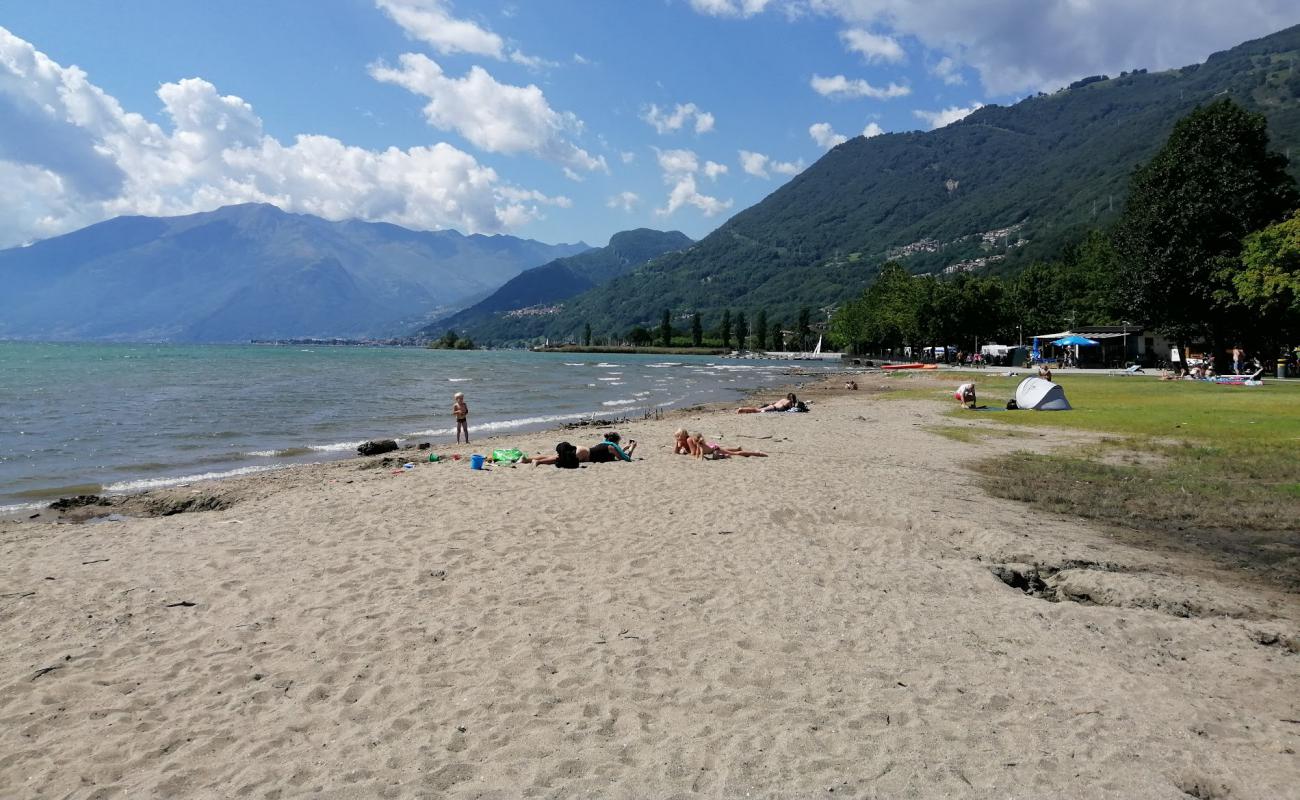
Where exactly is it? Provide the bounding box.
[491,448,525,463]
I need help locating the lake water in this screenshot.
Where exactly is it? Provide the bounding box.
[0,342,839,511]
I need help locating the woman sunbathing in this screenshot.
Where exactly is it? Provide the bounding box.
[530,442,590,466]
[673,428,693,455]
[589,432,635,462]
[736,392,797,414]
[690,432,767,459]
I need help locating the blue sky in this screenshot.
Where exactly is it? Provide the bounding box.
[1,1,1298,249]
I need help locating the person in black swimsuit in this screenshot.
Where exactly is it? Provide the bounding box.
[589,432,635,462]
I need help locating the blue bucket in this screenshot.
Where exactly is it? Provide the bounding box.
[470,454,485,470]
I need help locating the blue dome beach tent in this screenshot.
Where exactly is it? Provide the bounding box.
[1015,377,1072,410]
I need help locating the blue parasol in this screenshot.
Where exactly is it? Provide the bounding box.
[1052,335,1099,346]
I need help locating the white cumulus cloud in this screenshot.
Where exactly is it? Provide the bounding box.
[810,74,910,99]
[375,0,545,67]
[654,147,733,217]
[913,102,985,129]
[738,150,803,178]
[607,191,640,212]
[689,0,774,17]
[863,121,885,137]
[368,53,606,173]
[642,102,716,135]
[0,27,569,247]
[375,0,502,57]
[807,123,848,149]
[931,56,964,85]
[840,29,905,62]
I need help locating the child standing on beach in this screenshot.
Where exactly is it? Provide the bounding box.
[453,392,469,443]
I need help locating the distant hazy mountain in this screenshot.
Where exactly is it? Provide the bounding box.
[426,228,692,342]
[520,24,1300,341]
[0,203,589,342]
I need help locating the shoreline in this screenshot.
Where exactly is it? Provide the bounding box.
[6,366,860,524]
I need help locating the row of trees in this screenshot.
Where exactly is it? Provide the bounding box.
[831,100,1300,363]
[622,308,818,351]
[427,328,476,350]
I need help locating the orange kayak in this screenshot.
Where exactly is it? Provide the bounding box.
[881,363,939,370]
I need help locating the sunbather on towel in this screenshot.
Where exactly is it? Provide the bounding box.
[737,393,797,414]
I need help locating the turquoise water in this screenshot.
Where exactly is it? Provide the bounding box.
[0,342,838,510]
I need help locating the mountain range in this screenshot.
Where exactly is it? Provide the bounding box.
[0,204,588,342]
[3,26,1299,345]
[505,24,1300,342]
[425,228,693,342]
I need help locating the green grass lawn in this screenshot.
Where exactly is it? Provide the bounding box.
[888,372,1300,586]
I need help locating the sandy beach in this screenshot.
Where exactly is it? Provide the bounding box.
[2,376,1297,799]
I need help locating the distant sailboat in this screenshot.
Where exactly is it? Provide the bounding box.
[812,335,822,356]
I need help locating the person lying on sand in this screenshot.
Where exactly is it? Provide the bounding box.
[673,428,692,455]
[690,433,768,459]
[737,392,797,414]
[531,442,590,466]
[589,432,635,462]
[844,380,858,390]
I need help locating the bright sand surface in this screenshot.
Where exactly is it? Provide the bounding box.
[2,377,1298,798]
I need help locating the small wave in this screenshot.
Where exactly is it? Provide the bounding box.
[633,392,651,398]
[645,362,682,368]
[104,464,286,493]
[448,377,471,382]
[246,447,313,458]
[468,411,601,433]
[598,377,620,381]
[564,362,585,366]
[605,371,622,375]
[308,440,368,453]
[0,501,48,517]
[602,399,638,407]
[405,426,456,438]
[595,362,618,368]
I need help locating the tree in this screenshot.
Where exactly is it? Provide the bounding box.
[720,309,732,349]
[754,309,768,350]
[583,322,592,347]
[1235,210,1300,345]
[691,312,703,347]
[771,320,784,351]
[1112,99,1298,355]
[440,328,458,349]
[735,311,749,352]
[628,326,653,346]
[797,307,812,351]
[660,309,672,347]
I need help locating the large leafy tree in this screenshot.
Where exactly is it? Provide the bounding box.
[735,311,749,351]
[1112,99,1297,350]
[1235,210,1300,344]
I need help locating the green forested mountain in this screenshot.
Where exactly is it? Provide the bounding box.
[426,228,691,342]
[525,24,1300,342]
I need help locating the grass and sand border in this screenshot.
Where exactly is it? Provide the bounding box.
[886,370,1300,588]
